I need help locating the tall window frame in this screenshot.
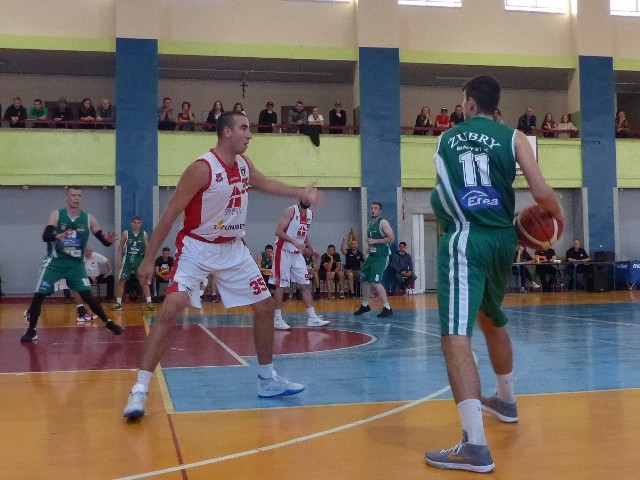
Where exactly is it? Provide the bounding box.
[611,0,640,16]
[504,0,567,14]
[398,0,462,8]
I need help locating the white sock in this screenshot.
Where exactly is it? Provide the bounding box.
[274,309,282,320]
[383,303,390,309]
[146,296,152,303]
[361,301,369,307]
[458,399,486,445]
[306,307,317,317]
[116,297,122,305]
[136,370,153,391]
[77,304,84,308]
[258,363,274,379]
[496,372,516,403]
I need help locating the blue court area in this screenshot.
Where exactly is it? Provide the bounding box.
[162,302,640,412]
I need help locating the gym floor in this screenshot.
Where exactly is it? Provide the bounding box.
[1,291,639,479]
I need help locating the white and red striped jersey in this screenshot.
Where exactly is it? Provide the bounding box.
[276,204,312,253]
[180,150,250,242]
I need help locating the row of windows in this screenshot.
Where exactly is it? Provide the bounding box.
[292,0,640,17]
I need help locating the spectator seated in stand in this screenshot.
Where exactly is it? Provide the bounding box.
[565,239,590,290]
[389,241,417,293]
[556,114,578,139]
[449,104,465,127]
[51,97,74,129]
[204,100,224,132]
[534,247,560,292]
[158,97,176,131]
[154,247,174,300]
[541,113,556,138]
[256,244,276,294]
[258,101,277,133]
[286,100,307,133]
[616,110,630,138]
[4,97,27,128]
[517,107,536,134]
[28,98,49,128]
[177,101,195,132]
[512,243,539,291]
[84,245,115,301]
[329,101,347,134]
[341,235,364,298]
[320,244,344,299]
[96,98,116,129]
[78,97,97,129]
[434,107,450,136]
[413,106,432,135]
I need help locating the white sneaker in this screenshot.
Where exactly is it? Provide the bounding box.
[307,315,330,327]
[274,317,291,330]
[258,371,305,398]
[530,281,541,289]
[123,384,148,418]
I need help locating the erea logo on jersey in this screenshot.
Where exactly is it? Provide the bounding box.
[457,186,501,211]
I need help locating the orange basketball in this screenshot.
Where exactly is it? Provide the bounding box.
[514,205,564,250]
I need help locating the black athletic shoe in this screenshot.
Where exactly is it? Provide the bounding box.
[105,320,124,335]
[21,328,38,342]
[353,305,371,315]
[377,307,393,318]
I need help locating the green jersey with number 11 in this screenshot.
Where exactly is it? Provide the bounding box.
[431,115,516,232]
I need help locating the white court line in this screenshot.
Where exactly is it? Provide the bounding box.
[502,307,640,327]
[197,324,249,366]
[113,384,452,480]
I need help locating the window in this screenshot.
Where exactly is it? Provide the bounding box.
[611,0,640,16]
[398,0,462,7]
[505,0,567,13]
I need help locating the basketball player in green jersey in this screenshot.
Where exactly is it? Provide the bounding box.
[353,202,395,318]
[21,186,123,342]
[424,75,564,473]
[112,216,154,311]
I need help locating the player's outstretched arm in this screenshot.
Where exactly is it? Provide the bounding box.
[248,161,320,205]
[515,130,564,224]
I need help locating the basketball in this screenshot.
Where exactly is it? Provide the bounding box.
[514,205,563,250]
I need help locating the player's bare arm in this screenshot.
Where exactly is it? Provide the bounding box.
[274,206,305,251]
[515,131,565,224]
[89,214,117,245]
[366,220,395,245]
[138,161,210,284]
[247,159,319,205]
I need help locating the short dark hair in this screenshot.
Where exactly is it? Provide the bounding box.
[328,244,336,249]
[216,111,246,137]
[371,201,383,210]
[265,244,274,250]
[399,242,407,247]
[162,247,170,252]
[462,75,501,114]
[163,97,171,103]
[34,98,43,104]
[132,216,141,221]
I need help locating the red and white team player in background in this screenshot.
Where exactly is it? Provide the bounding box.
[269,200,330,330]
[124,111,321,419]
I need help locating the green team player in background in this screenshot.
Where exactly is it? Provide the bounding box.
[112,216,154,311]
[353,201,395,318]
[21,186,124,342]
[424,75,564,473]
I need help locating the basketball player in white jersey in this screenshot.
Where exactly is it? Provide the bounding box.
[269,201,330,330]
[124,111,319,418]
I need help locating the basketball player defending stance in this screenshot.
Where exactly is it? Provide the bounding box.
[269,200,329,330]
[424,75,564,472]
[21,187,122,342]
[124,112,319,418]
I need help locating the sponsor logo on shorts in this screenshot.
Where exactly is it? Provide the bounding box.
[457,186,501,210]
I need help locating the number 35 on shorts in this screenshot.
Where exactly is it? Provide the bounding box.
[249,277,269,295]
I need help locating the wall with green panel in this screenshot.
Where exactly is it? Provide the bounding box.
[401,136,583,189]
[0,130,115,185]
[616,140,640,188]
[159,133,362,187]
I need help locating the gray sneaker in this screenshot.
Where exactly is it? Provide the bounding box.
[481,395,518,423]
[425,432,495,473]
